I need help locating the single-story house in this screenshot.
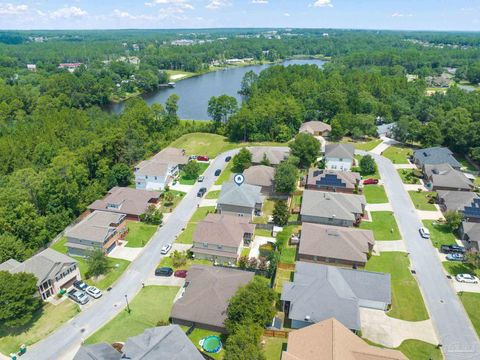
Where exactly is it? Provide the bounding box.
[464,197,480,223]
[376,123,394,138]
[281,262,391,331]
[413,147,461,169]
[300,190,366,227]
[73,325,203,360]
[281,318,407,360]
[306,169,360,193]
[217,182,264,219]
[424,163,474,191]
[324,143,355,171]
[134,147,188,191]
[298,223,374,268]
[88,187,160,221]
[436,190,479,214]
[243,165,276,196]
[460,222,480,251]
[65,211,127,257]
[299,121,331,137]
[170,265,254,333]
[248,146,290,166]
[0,249,80,301]
[191,214,255,264]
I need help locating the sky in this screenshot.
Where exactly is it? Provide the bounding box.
[0,0,479,31]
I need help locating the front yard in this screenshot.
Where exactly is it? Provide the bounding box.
[366,252,429,321]
[442,261,480,278]
[158,256,212,271]
[354,155,380,179]
[175,206,216,244]
[124,221,157,248]
[342,137,382,151]
[85,286,179,345]
[363,185,389,204]
[422,220,457,248]
[459,292,480,338]
[366,339,442,360]
[408,191,437,211]
[178,162,210,185]
[397,169,421,184]
[215,160,234,185]
[159,190,186,213]
[382,146,414,164]
[360,211,401,240]
[205,190,221,199]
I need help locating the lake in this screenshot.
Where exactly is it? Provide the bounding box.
[104,59,326,120]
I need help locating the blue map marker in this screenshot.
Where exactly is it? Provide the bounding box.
[233,173,244,186]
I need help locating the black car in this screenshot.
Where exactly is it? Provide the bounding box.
[214,169,221,176]
[440,244,466,254]
[197,187,207,197]
[225,156,231,162]
[155,267,173,277]
[73,280,88,291]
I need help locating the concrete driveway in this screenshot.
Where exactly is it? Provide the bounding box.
[200,198,217,207]
[145,274,185,287]
[108,245,143,261]
[417,209,444,220]
[373,241,407,253]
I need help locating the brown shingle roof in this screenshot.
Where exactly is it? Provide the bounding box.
[299,121,331,134]
[307,169,360,189]
[243,165,275,188]
[151,147,188,165]
[248,146,290,165]
[424,163,473,190]
[65,211,125,244]
[193,214,255,248]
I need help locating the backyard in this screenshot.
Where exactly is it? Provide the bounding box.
[422,220,457,248]
[360,211,401,240]
[408,191,437,211]
[263,336,288,360]
[366,252,429,321]
[85,286,179,345]
[175,206,216,244]
[459,292,480,338]
[178,162,209,185]
[124,221,157,247]
[253,199,275,224]
[274,267,294,293]
[363,185,389,204]
[382,146,414,164]
[180,326,225,360]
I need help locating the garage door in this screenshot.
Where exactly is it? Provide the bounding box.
[60,277,78,290]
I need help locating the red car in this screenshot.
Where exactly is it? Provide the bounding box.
[363,178,379,185]
[174,270,188,278]
[196,155,209,162]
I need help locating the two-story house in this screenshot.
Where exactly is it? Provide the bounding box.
[217,182,264,219]
[324,143,355,171]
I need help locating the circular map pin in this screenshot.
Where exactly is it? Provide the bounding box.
[233,173,245,186]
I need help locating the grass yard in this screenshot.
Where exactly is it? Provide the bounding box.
[124,221,157,248]
[263,337,288,360]
[159,190,186,213]
[422,220,457,249]
[280,246,297,264]
[253,199,275,224]
[363,185,389,204]
[0,301,80,355]
[274,268,294,293]
[345,138,383,152]
[205,190,221,199]
[360,211,401,240]
[456,153,478,172]
[158,256,212,271]
[180,326,225,360]
[241,247,250,258]
[178,162,209,185]
[408,191,437,211]
[442,262,480,278]
[459,292,480,338]
[255,228,273,237]
[382,146,413,164]
[85,286,179,345]
[215,160,233,185]
[354,155,381,179]
[397,169,421,184]
[366,252,429,321]
[365,339,442,360]
[191,206,216,222]
[175,206,216,244]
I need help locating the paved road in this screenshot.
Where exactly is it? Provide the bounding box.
[372,153,480,360]
[24,149,239,360]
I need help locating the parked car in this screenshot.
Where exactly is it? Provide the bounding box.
[456,274,478,284]
[197,155,209,162]
[214,169,221,176]
[73,280,88,291]
[68,289,89,305]
[363,178,379,185]
[197,175,205,182]
[446,253,464,261]
[197,187,207,197]
[440,245,466,254]
[419,227,430,239]
[225,156,231,162]
[189,155,197,161]
[174,270,188,278]
[160,244,172,255]
[86,286,102,299]
[155,267,173,277]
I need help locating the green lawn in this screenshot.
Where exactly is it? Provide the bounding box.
[205,190,221,199]
[422,220,457,249]
[442,262,480,278]
[274,268,294,293]
[159,190,186,213]
[342,137,383,152]
[459,292,480,338]
[158,256,212,271]
[0,301,80,355]
[382,146,414,164]
[255,228,273,237]
[215,160,233,185]
[365,339,442,360]
[191,206,216,222]
[354,155,380,179]
[456,153,477,172]
[253,199,275,224]
[241,247,250,258]
[85,286,179,345]
[175,206,216,244]
[360,212,401,240]
[366,252,429,321]
[179,162,210,185]
[397,169,421,184]
[124,221,157,247]
[280,246,297,264]
[180,326,224,360]
[363,185,389,204]
[263,337,287,360]
[408,191,437,211]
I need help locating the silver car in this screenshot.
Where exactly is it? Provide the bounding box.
[419,227,430,239]
[161,244,172,255]
[86,286,103,299]
[456,274,478,284]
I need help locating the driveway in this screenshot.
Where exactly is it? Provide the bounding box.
[314,135,326,152]
[250,235,275,259]
[108,245,143,261]
[373,241,407,254]
[170,183,194,193]
[145,274,185,287]
[417,209,444,220]
[200,198,217,207]
[365,203,393,212]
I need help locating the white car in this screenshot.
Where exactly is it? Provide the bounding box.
[161,244,172,255]
[456,274,478,284]
[198,175,205,182]
[419,227,430,239]
[86,286,103,299]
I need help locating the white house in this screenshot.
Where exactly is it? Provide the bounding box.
[324,143,355,171]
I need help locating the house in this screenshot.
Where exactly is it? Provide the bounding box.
[27,64,37,72]
[436,190,479,216]
[65,211,127,257]
[58,63,83,73]
[306,169,360,193]
[300,190,366,227]
[299,121,331,136]
[298,223,374,268]
[464,197,480,223]
[73,325,203,360]
[424,163,473,191]
[170,265,254,333]
[217,182,263,219]
[377,123,394,137]
[248,146,290,166]
[134,147,188,191]
[243,165,275,196]
[324,143,355,171]
[460,222,480,251]
[281,318,407,360]
[0,249,80,301]
[88,187,160,221]
[191,214,255,264]
[413,147,461,169]
[281,262,391,330]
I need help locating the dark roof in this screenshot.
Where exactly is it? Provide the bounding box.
[413,147,461,168]
[325,143,355,161]
[218,182,263,208]
[437,191,479,212]
[424,164,473,190]
[307,169,360,189]
[73,343,121,360]
[462,221,480,243]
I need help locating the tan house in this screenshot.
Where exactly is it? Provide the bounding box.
[0,249,80,301]
[191,214,255,264]
[282,318,407,360]
[306,169,360,193]
[248,146,290,166]
[243,165,275,196]
[299,121,331,136]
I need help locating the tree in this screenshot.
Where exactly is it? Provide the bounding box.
[359,155,376,175]
[239,70,258,98]
[289,133,320,168]
[224,323,265,360]
[165,94,179,127]
[274,160,298,194]
[273,201,289,226]
[418,122,443,148]
[108,163,133,187]
[182,160,201,180]
[208,95,238,128]
[163,191,175,205]
[466,61,480,84]
[444,210,463,231]
[465,250,480,269]
[0,271,42,327]
[259,153,270,166]
[140,204,163,225]
[0,233,27,263]
[85,249,109,278]
[232,148,252,173]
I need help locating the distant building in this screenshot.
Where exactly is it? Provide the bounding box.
[58,63,83,73]
[248,146,290,166]
[27,64,37,72]
[324,143,355,171]
[299,121,331,137]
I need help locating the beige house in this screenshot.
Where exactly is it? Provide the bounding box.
[243,165,275,196]
[248,146,290,166]
[299,121,331,136]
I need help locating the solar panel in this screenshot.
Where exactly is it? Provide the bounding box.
[316,174,345,188]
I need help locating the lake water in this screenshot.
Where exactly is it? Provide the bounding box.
[104,59,326,120]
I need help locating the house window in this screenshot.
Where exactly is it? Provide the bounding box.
[145,176,148,179]
[203,242,208,248]
[154,176,157,180]
[217,245,223,250]
[339,158,343,161]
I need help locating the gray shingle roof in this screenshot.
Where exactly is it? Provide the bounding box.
[301,190,365,222]
[424,163,473,190]
[307,169,360,189]
[65,211,126,244]
[463,222,480,244]
[325,143,355,160]
[413,147,461,168]
[73,343,121,360]
[243,165,275,188]
[218,182,263,208]
[437,190,479,212]
[247,146,290,165]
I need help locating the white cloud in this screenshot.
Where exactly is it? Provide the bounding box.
[252,0,268,4]
[50,6,87,19]
[145,0,194,10]
[206,0,231,10]
[284,12,290,17]
[0,3,28,15]
[391,12,413,17]
[311,0,333,8]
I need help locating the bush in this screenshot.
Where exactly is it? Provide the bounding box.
[232,148,252,172]
[140,204,163,225]
[259,243,275,258]
[272,200,289,226]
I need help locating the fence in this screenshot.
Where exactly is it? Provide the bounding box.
[264,329,289,338]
